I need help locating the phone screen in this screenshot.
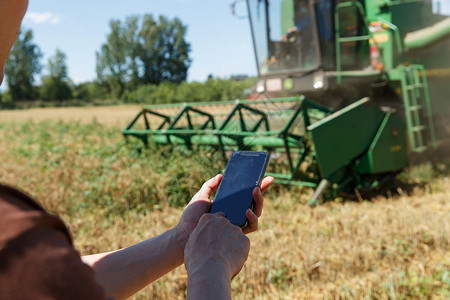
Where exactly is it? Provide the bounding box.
[210,151,269,227]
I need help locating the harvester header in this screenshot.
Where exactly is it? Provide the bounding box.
[124,0,450,203]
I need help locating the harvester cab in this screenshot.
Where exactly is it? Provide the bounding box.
[248,0,328,92]
[124,0,450,204]
[247,1,448,99]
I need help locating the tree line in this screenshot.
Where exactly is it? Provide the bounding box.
[0,14,254,108]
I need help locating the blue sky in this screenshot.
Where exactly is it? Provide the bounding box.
[21,0,256,84]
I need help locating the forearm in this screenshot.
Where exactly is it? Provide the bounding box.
[82,225,187,300]
[0,0,28,84]
[187,263,232,300]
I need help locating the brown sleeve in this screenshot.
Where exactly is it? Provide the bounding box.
[0,185,109,300]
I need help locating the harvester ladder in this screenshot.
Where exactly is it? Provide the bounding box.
[399,65,436,152]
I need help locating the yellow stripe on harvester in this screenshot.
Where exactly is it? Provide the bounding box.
[421,68,450,78]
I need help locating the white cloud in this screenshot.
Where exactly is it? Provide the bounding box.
[25,12,62,25]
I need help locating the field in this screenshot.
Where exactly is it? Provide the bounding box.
[0,106,449,299]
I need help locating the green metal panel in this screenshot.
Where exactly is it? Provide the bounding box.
[307,97,385,179]
[354,112,408,174]
[364,0,396,70]
[364,0,391,21]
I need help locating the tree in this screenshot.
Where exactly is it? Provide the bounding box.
[48,48,69,80]
[40,49,72,101]
[96,14,191,98]
[4,27,42,100]
[73,81,103,101]
[137,15,191,85]
[96,19,129,98]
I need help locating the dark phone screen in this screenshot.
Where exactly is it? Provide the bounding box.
[210,151,269,227]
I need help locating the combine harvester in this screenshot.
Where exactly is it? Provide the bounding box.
[124,0,450,204]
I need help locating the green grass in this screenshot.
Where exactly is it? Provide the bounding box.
[0,120,225,218]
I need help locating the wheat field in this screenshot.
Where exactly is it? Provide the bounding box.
[0,105,449,299]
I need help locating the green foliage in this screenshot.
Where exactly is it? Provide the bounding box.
[96,14,191,98]
[123,77,255,104]
[1,76,254,108]
[0,120,222,216]
[96,19,128,98]
[73,81,104,101]
[0,90,14,109]
[4,27,42,101]
[40,49,73,101]
[40,77,72,102]
[48,49,69,80]
[382,270,450,299]
[266,256,297,290]
[137,15,191,85]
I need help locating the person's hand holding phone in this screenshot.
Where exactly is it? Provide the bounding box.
[179,169,273,299]
[210,151,271,229]
[177,174,273,239]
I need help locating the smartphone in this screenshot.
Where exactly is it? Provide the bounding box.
[210,151,270,227]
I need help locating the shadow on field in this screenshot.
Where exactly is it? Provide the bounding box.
[358,145,450,201]
[364,177,427,199]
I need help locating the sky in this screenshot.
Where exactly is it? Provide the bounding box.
[20,0,256,84]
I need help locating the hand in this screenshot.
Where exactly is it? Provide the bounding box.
[287,26,297,34]
[280,26,299,42]
[177,175,274,238]
[243,176,273,234]
[184,213,250,281]
[177,174,222,239]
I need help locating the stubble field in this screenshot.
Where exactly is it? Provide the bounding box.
[0,105,449,299]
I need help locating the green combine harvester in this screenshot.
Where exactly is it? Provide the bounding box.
[123,0,450,204]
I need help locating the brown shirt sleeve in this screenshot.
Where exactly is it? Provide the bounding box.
[0,184,109,300]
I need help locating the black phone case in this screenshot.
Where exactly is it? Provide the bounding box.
[210,151,270,227]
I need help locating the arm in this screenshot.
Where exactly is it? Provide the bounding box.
[0,0,28,84]
[81,226,187,300]
[80,173,221,300]
[82,175,273,299]
[184,213,250,300]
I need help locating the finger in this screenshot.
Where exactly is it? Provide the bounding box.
[260,176,274,194]
[197,174,223,200]
[243,209,258,234]
[188,174,222,206]
[252,187,263,218]
[213,212,226,218]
